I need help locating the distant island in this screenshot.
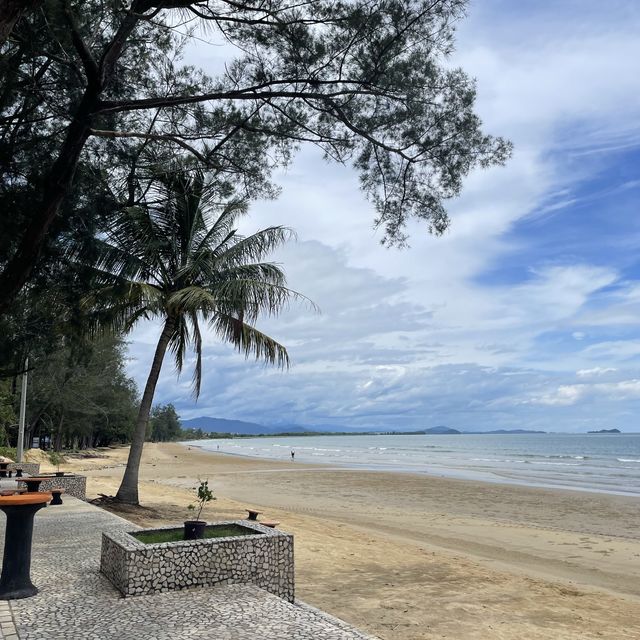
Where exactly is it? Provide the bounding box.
[420,426,460,435]
[587,428,621,434]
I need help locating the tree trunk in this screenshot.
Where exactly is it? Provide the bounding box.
[0,93,95,313]
[115,317,175,505]
[54,414,64,452]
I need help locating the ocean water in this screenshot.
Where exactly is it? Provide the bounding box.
[189,433,640,496]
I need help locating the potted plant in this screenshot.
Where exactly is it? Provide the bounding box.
[49,451,65,476]
[184,480,215,540]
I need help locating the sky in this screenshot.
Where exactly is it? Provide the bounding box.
[126,0,640,433]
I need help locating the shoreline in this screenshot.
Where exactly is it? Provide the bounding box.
[49,442,640,639]
[186,439,640,498]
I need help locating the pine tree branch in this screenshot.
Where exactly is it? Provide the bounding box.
[89,128,207,162]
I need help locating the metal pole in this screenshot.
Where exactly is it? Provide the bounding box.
[16,357,28,463]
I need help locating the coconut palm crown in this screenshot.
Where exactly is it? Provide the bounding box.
[88,168,304,505]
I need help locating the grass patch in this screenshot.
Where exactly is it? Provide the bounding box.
[132,524,258,544]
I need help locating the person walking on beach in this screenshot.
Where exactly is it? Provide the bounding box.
[291,450,295,461]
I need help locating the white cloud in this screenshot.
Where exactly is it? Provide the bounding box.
[576,367,617,378]
[529,379,640,407]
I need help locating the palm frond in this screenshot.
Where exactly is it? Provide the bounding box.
[168,315,189,376]
[213,278,316,323]
[190,311,203,398]
[82,282,164,335]
[215,226,295,268]
[105,207,172,286]
[193,199,248,255]
[87,237,151,285]
[211,313,290,369]
[166,286,216,315]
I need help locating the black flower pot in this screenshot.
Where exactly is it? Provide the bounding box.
[184,520,206,540]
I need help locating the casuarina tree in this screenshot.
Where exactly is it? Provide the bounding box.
[0,0,511,314]
[86,166,306,504]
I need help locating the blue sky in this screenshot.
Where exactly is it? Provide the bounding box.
[126,1,640,432]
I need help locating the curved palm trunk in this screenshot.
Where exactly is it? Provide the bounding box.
[115,317,175,505]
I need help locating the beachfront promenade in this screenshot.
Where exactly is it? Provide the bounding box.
[0,497,379,640]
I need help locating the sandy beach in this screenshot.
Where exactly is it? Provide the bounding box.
[36,442,640,640]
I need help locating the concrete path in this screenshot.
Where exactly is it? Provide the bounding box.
[0,497,379,640]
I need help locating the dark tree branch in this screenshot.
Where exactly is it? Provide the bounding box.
[62,4,99,87]
[90,128,208,162]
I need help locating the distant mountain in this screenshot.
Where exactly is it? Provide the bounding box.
[587,428,621,434]
[181,417,282,435]
[179,417,546,437]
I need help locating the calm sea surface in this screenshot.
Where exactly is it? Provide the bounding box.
[188,433,640,496]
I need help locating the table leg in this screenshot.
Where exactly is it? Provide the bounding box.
[0,502,47,599]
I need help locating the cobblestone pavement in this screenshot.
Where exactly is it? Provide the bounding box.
[0,497,379,640]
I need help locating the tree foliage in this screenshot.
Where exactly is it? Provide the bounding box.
[0,0,511,312]
[6,335,139,450]
[149,403,182,442]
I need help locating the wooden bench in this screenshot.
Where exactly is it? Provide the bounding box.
[260,521,280,528]
[50,488,65,506]
[246,509,262,521]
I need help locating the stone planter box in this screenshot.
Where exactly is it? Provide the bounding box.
[100,520,294,602]
[18,474,87,499]
[8,462,40,476]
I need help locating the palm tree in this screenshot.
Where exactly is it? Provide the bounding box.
[87,168,304,505]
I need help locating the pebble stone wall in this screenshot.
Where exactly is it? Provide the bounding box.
[101,521,295,602]
[7,462,40,476]
[17,474,87,499]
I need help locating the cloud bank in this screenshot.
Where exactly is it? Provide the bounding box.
[126,1,640,432]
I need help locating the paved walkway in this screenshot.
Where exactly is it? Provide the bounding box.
[0,497,379,640]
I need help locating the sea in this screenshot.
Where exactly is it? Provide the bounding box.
[189,432,640,497]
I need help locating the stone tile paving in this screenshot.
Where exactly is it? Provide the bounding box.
[0,498,379,640]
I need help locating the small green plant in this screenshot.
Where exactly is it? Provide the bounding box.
[48,450,64,473]
[187,479,215,522]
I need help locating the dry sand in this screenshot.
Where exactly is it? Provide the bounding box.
[38,443,640,640]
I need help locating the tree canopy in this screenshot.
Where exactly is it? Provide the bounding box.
[1,334,138,451]
[0,0,511,313]
[149,404,181,442]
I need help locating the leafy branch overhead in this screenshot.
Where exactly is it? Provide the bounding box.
[0,0,511,311]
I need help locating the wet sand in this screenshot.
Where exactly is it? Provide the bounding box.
[37,443,640,640]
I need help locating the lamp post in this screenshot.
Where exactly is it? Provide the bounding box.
[16,357,28,463]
